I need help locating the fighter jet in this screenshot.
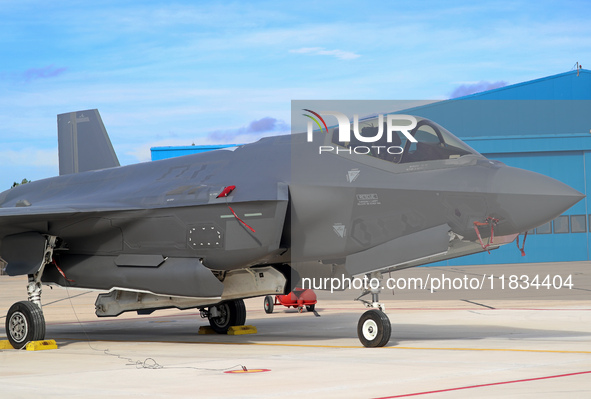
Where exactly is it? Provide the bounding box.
[0,109,583,348]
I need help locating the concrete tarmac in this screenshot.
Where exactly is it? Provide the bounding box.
[1,262,590,398]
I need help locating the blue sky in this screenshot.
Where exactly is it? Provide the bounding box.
[1,0,590,189]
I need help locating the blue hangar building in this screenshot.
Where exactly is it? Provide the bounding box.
[151,69,591,265]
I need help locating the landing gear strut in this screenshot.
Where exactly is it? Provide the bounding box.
[5,236,56,349]
[203,299,246,334]
[355,272,391,347]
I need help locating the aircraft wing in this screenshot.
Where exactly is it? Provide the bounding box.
[0,201,143,239]
[0,203,140,218]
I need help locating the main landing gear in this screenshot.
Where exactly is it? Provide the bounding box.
[355,272,391,347]
[5,236,57,349]
[201,299,246,334]
[6,301,46,349]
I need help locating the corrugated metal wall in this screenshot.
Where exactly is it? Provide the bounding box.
[434,150,589,265]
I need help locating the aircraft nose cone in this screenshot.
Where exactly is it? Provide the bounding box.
[490,166,584,235]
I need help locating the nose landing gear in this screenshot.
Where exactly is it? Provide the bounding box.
[357,309,391,347]
[355,272,391,347]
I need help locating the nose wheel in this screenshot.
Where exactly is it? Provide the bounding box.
[357,309,391,347]
[355,271,391,347]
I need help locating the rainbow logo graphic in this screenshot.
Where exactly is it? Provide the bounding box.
[302,109,329,134]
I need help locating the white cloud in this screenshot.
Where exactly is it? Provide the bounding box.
[0,148,57,167]
[0,148,58,189]
[290,47,360,60]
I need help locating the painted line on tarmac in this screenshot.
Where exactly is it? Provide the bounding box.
[52,338,591,354]
[249,307,591,312]
[373,370,591,398]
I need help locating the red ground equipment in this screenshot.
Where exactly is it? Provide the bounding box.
[264,288,317,313]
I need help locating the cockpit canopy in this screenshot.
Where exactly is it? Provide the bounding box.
[330,115,480,164]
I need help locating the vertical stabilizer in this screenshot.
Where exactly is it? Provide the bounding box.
[57,109,120,175]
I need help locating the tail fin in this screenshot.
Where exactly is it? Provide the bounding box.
[57,109,120,175]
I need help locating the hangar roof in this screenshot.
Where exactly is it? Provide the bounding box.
[451,69,591,101]
[402,69,591,153]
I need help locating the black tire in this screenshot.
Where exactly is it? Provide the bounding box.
[5,301,46,349]
[357,309,391,347]
[264,296,274,314]
[208,299,246,334]
[306,304,315,312]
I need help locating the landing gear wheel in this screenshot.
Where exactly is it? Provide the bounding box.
[264,296,274,314]
[306,304,315,312]
[357,309,391,347]
[208,299,246,334]
[6,301,46,349]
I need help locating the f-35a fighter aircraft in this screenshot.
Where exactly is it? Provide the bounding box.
[0,109,583,348]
